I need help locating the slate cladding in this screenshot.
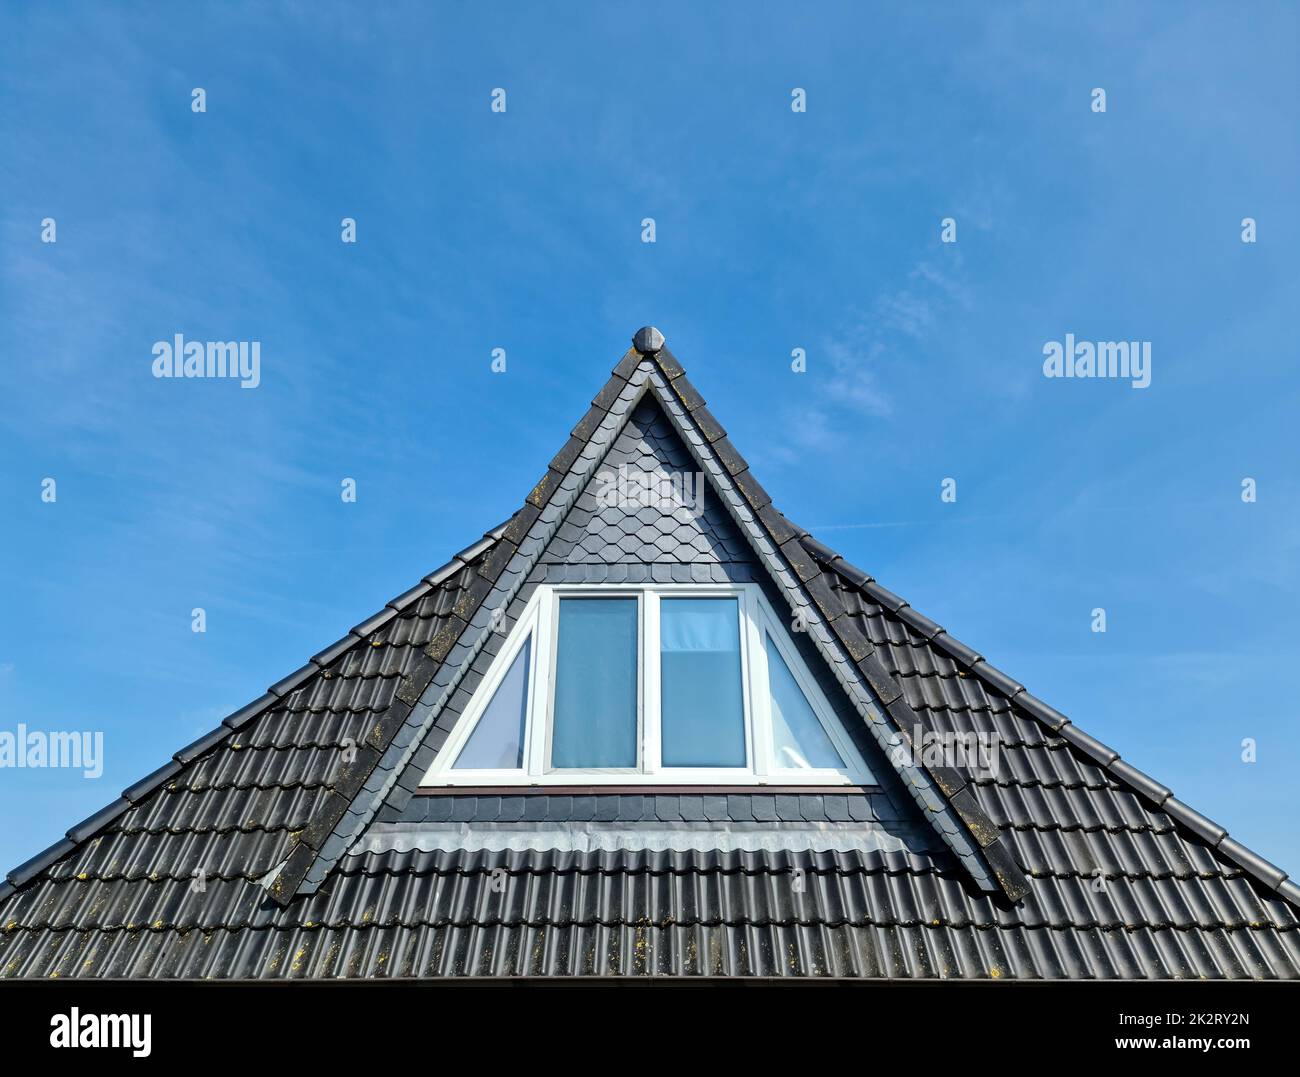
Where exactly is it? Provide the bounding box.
[2,332,1297,980]
[394,793,895,826]
[540,395,760,581]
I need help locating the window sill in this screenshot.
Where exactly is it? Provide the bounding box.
[414,783,881,796]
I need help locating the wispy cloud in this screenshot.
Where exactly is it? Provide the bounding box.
[779,256,973,456]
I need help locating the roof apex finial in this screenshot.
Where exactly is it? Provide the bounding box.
[633,326,665,354]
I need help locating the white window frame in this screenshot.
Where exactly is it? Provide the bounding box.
[421,583,874,787]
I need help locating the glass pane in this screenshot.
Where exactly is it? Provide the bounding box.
[453,637,531,770]
[660,598,746,767]
[551,598,638,768]
[766,634,845,770]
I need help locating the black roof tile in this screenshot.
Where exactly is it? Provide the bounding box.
[422,561,462,587]
[779,535,820,583]
[548,434,586,474]
[451,535,496,564]
[349,607,398,639]
[476,535,518,585]
[122,759,184,803]
[930,632,982,667]
[3,332,1294,982]
[690,405,726,443]
[972,662,1024,701]
[386,580,433,613]
[570,402,607,441]
[1015,691,1071,731]
[1162,798,1229,846]
[267,662,318,699]
[799,535,838,565]
[756,502,802,546]
[611,347,640,380]
[64,798,132,844]
[669,373,707,412]
[310,634,360,670]
[501,503,541,546]
[710,436,748,476]
[894,606,943,640]
[173,724,232,764]
[653,346,685,380]
[222,692,279,731]
[804,571,845,623]
[1105,760,1172,807]
[861,655,904,706]
[7,838,77,888]
[1057,722,1121,766]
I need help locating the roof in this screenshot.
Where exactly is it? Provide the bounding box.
[3,329,1298,981]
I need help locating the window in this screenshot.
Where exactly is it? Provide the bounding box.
[659,597,746,767]
[422,584,873,787]
[451,637,530,770]
[550,598,639,769]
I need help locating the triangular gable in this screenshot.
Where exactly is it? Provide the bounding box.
[399,392,876,794]
[286,341,1010,901]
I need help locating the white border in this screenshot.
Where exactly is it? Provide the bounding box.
[420,583,875,787]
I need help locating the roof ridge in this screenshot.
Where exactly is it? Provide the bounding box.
[804,541,1300,911]
[0,517,513,905]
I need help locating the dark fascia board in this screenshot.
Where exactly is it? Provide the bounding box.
[800,538,1298,909]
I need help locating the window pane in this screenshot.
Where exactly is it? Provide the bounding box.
[766,634,846,769]
[453,637,531,769]
[551,598,638,768]
[660,598,746,767]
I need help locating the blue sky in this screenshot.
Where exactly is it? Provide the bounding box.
[1,2,1298,875]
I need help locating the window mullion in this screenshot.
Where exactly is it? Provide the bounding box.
[744,588,774,779]
[643,590,661,774]
[526,589,555,778]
